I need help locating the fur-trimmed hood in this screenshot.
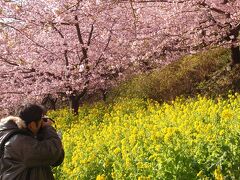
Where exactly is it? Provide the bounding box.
[0,116,64,180]
[0,116,26,130]
[0,116,28,156]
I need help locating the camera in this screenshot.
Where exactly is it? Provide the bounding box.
[42,116,55,123]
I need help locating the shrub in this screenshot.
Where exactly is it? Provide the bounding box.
[108,48,230,102]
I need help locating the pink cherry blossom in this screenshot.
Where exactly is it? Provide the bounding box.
[0,0,239,114]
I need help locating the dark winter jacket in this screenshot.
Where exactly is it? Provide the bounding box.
[0,116,64,180]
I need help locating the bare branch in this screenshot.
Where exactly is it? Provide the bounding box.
[87,23,94,47]
[52,24,69,66]
[75,15,88,60]
[0,56,19,66]
[1,91,25,95]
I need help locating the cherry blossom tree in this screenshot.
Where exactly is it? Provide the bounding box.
[0,0,239,114]
[125,0,240,63]
[0,0,141,113]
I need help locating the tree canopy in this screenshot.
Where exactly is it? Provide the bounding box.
[0,0,239,113]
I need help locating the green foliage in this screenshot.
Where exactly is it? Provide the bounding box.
[108,48,230,102]
[197,64,240,97]
[53,93,240,179]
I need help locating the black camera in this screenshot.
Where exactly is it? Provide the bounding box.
[42,116,55,123]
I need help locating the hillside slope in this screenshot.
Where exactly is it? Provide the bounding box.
[108,48,239,102]
[196,63,240,97]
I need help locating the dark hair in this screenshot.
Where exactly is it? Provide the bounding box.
[18,104,45,125]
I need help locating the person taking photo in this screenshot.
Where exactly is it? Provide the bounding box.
[0,104,64,180]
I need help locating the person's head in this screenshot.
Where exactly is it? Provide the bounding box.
[18,104,45,135]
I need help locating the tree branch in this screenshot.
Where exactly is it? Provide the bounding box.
[0,56,19,66]
[87,23,94,47]
[95,21,116,68]
[118,0,186,3]
[0,22,63,60]
[52,24,69,66]
[75,15,88,61]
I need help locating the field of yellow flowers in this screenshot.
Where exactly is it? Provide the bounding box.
[49,93,240,179]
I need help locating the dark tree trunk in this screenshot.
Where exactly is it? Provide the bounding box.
[50,98,57,110]
[42,95,57,110]
[69,95,81,115]
[230,30,240,65]
[100,89,107,102]
[231,45,240,65]
[69,89,87,115]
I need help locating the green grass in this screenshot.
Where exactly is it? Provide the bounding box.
[108,48,231,102]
